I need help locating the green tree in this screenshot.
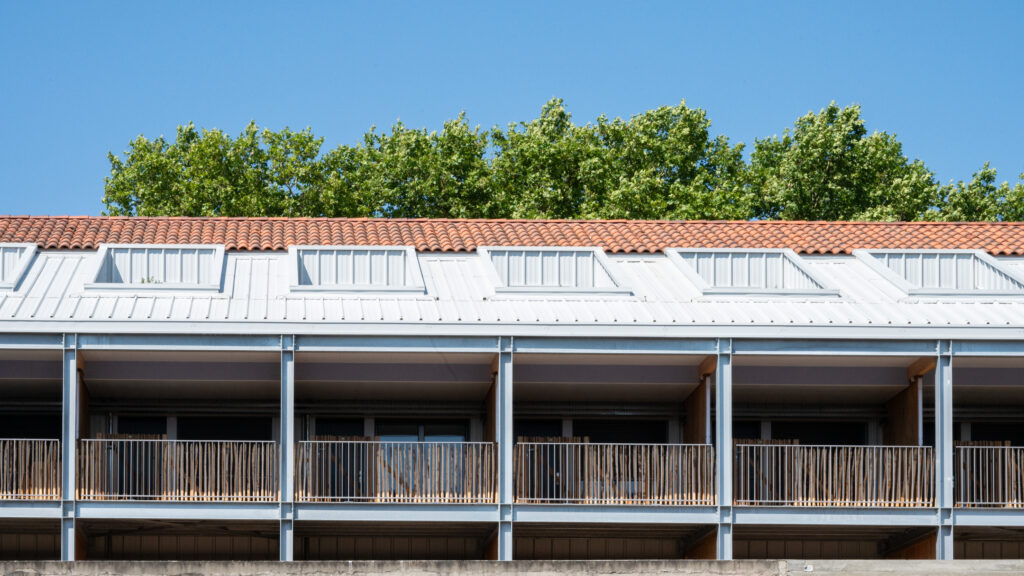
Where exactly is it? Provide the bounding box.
[488,99,751,220]
[104,122,338,217]
[748,103,939,221]
[927,164,1024,221]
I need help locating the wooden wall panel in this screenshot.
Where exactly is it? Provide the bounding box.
[298,535,485,560]
[735,538,880,559]
[885,379,921,446]
[87,534,277,561]
[515,536,684,560]
[0,532,60,560]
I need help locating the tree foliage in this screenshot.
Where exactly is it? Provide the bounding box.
[104,99,1022,221]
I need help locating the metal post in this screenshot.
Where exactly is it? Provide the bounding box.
[496,337,514,560]
[715,338,733,560]
[280,335,295,561]
[61,334,78,562]
[935,341,953,560]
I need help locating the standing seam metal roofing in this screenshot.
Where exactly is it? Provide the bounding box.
[2,216,1024,254]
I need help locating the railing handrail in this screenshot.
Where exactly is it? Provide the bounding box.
[299,440,495,446]
[735,443,932,450]
[0,438,61,443]
[957,445,1023,450]
[517,441,712,448]
[80,438,277,444]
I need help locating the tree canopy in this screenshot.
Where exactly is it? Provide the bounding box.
[103,99,1024,221]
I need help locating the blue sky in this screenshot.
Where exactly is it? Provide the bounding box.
[1,1,1021,216]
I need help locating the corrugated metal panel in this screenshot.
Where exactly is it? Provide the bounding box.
[97,246,217,285]
[2,250,1024,330]
[488,249,615,289]
[677,251,823,290]
[296,248,410,287]
[869,251,1024,291]
[0,245,29,283]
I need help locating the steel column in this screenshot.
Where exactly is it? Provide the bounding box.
[935,341,953,560]
[496,338,514,560]
[280,335,295,561]
[715,338,733,560]
[60,335,78,562]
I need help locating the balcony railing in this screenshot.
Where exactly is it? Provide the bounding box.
[514,442,715,505]
[734,444,934,507]
[78,439,278,501]
[296,441,496,503]
[0,439,61,500]
[956,446,1024,507]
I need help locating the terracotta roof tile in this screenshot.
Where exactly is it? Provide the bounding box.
[1,216,1023,255]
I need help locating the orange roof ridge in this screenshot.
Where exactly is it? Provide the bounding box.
[0,216,1022,254]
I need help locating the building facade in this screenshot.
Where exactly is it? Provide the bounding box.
[0,216,1023,561]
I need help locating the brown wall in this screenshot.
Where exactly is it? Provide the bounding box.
[298,536,485,561]
[87,534,277,561]
[515,536,683,560]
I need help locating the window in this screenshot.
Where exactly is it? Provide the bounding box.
[666,248,838,296]
[854,249,1024,296]
[478,246,630,294]
[288,245,425,293]
[0,243,36,290]
[85,244,224,291]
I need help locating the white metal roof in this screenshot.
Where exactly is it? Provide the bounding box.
[2,249,1024,338]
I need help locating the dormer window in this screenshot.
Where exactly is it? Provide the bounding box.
[666,248,839,296]
[478,246,630,294]
[85,244,225,291]
[853,249,1024,296]
[288,246,425,293]
[0,243,37,291]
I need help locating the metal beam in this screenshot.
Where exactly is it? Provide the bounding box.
[78,333,280,351]
[733,339,937,356]
[935,341,954,560]
[75,501,281,521]
[280,335,295,562]
[0,332,63,349]
[0,501,62,519]
[293,503,499,523]
[953,508,1024,527]
[296,335,498,353]
[496,338,514,561]
[732,506,939,526]
[512,505,718,525]
[953,340,1024,357]
[715,338,733,560]
[60,335,79,562]
[512,337,716,355]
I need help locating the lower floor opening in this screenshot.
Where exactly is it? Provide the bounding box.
[734,525,936,560]
[956,527,1024,559]
[79,520,279,560]
[0,519,59,560]
[514,523,716,560]
[296,522,493,560]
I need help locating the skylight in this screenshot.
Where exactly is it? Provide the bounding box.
[288,246,426,293]
[854,249,1024,295]
[85,244,225,291]
[478,246,630,294]
[0,243,37,290]
[666,248,839,296]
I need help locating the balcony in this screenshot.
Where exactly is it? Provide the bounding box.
[734,444,934,507]
[296,440,496,503]
[956,445,1024,508]
[0,439,61,500]
[77,438,278,501]
[514,442,715,505]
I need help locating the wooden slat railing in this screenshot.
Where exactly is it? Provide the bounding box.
[514,443,715,505]
[78,439,278,501]
[296,441,496,503]
[734,444,934,507]
[0,439,60,500]
[956,446,1024,507]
